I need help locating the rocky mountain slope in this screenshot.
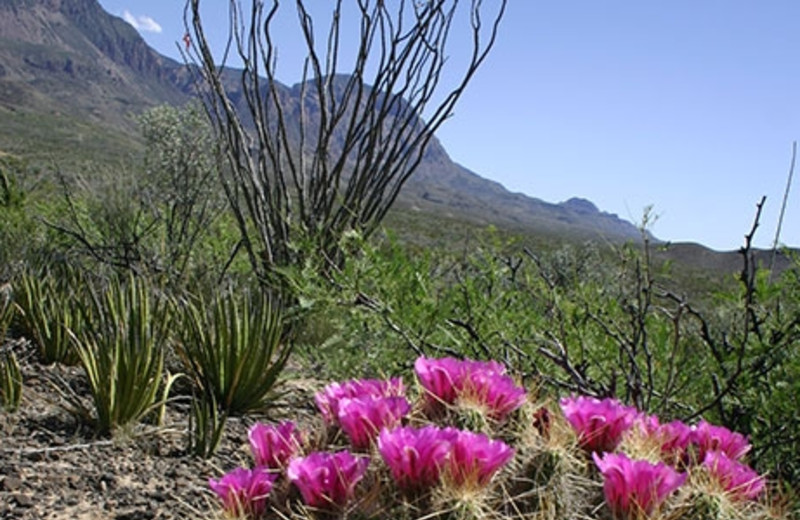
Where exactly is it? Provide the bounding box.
[0,0,644,241]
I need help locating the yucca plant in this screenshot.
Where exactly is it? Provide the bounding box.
[176,291,291,416]
[14,271,82,365]
[70,275,173,435]
[0,282,13,342]
[187,388,227,459]
[0,350,22,412]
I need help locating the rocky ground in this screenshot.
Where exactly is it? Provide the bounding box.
[0,338,319,520]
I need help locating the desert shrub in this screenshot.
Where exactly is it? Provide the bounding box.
[69,274,175,435]
[174,290,291,416]
[286,227,800,485]
[0,281,12,342]
[0,157,45,278]
[45,104,238,290]
[0,350,22,412]
[14,268,85,365]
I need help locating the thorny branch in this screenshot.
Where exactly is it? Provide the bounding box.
[184,0,507,281]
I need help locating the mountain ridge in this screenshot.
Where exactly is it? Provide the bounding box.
[0,0,645,242]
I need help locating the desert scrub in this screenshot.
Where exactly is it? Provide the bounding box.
[175,290,291,415]
[0,349,22,412]
[14,269,84,365]
[68,274,174,435]
[206,355,789,520]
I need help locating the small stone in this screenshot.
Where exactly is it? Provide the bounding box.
[13,493,34,508]
[27,451,44,462]
[1,476,22,491]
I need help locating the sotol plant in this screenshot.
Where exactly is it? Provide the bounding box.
[69,275,175,435]
[0,350,22,412]
[176,290,291,414]
[0,282,13,342]
[15,270,83,365]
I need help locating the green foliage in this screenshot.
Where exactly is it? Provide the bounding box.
[14,270,83,365]
[187,390,227,459]
[0,282,13,341]
[286,228,800,485]
[0,156,41,277]
[136,104,229,286]
[46,104,236,289]
[175,291,291,416]
[0,350,22,413]
[70,275,173,435]
[712,258,800,483]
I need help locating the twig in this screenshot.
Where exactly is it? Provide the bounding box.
[770,141,795,279]
[2,440,114,455]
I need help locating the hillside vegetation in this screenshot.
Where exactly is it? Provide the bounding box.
[1,104,799,519]
[1,1,799,518]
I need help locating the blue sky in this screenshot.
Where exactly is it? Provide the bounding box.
[98,1,800,251]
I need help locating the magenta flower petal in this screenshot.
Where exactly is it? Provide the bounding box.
[338,396,411,450]
[462,370,527,420]
[692,420,751,461]
[633,413,661,437]
[209,467,277,517]
[378,425,458,490]
[654,420,694,462]
[415,356,525,419]
[464,358,507,377]
[636,415,694,464]
[315,377,405,424]
[593,452,686,518]
[445,429,515,488]
[560,395,638,452]
[249,421,304,470]
[414,356,464,404]
[287,451,370,509]
[703,451,765,501]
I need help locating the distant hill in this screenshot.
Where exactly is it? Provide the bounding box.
[0,0,657,243]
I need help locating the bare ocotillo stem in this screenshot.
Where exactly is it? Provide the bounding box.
[770,140,796,277]
[183,0,507,281]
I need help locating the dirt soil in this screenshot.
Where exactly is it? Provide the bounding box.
[0,337,320,520]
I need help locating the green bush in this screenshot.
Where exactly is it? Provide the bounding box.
[175,290,291,417]
[286,229,800,484]
[15,270,83,365]
[0,157,41,278]
[70,275,174,435]
[0,282,13,342]
[0,350,22,412]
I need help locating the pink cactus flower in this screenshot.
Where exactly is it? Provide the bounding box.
[337,396,411,450]
[692,420,751,461]
[208,466,277,518]
[249,421,304,470]
[649,421,694,463]
[464,358,508,376]
[378,425,458,490]
[415,356,525,419]
[414,356,464,404]
[445,429,515,488]
[560,395,638,452]
[315,377,405,424]
[287,451,370,509]
[593,451,687,519]
[703,451,765,501]
[633,412,661,436]
[461,369,527,420]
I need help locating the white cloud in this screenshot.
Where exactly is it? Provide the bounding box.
[122,10,163,34]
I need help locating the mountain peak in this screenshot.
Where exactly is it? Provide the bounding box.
[560,197,600,215]
[0,0,189,128]
[0,0,646,244]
